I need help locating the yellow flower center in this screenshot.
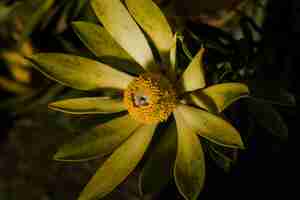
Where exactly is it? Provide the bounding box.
[124,73,177,124]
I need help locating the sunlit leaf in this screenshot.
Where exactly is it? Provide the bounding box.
[125,0,173,64]
[30,53,133,90]
[179,47,206,92]
[78,123,157,200]
[72,21,130,60]
[54,115,141,161]
[49,97,126,114]
[72,21,143,74]
[170,33,178,71]
[176,104,244,149]
[246,98,288,140]
[189,92,218,114]
[91,0,156,70]
[191,83,249,112]
[174,109,205,200]
[168,32,178,81]
[139,122,177,195]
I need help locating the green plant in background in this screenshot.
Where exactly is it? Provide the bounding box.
[29,0,250,200]
[0,0,90,114]
[182,0,294,143]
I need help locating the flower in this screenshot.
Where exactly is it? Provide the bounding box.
[29,0,249,200]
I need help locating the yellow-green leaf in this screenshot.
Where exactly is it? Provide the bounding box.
[170,33,178,71]
[193,83,250,112]
[49,97,126,114]
[54,115,141,161]
[30,53,133,90]
[139,122,177,195]
[176,104,244,149]
[72,21,132,60]
[125,0,173,64]
[78,123,157,200]
[174,109,205,200]
[167,32,178,81]
[179,47,206,92]
[72,21,143,75]
[91,0,156,70]
[189,92,218,114]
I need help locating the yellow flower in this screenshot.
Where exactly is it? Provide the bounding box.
[30,0,249,200]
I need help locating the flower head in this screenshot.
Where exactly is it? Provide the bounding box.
[124,73,177,124]
[30,0,249,200]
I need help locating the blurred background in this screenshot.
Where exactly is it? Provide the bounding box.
[0,0,295,199]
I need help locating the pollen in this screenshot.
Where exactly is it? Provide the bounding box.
[124,73,177,124]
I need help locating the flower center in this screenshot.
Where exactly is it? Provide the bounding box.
[124,73,177,124]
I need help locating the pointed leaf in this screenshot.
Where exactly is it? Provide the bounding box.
[174,110,205,200]
[54,115,141,161]
[179,47,206,92]
[176,104,244,149]
[191,83,249,112]
[168,32,178,81]
[78,123,157,200]
[125,0,173,64]
[72,21,143,74]
[49,97,126,114]
[246,98,288,140]
[72,21,132,60]
[189,91,219,114]
[91,0,156,70]
[30,53,133,90]
[139,122,177,194]
[170,33,178,71]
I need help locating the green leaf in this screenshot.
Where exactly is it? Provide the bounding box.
[124,0,173,64]
[72,21,143,74]
[54,115,141,161]
[139,122,177,195]
[20,0,55,42]
[30,53,133,90]
[174,109,205,200]
[72,0,89,19]
[246,98,288,140]
[179,47,206,92]
[176,104,244,149]
[91,0,156,71]
[78,123,157,200]
[191,83,249,112]
[49,97,126,114]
